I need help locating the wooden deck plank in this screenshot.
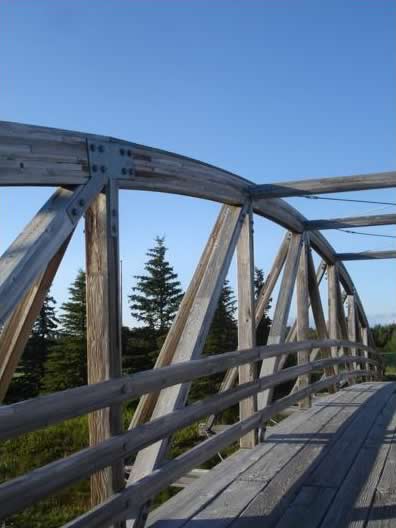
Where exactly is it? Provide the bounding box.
[147,390,349,528]
[277,388,396,528]
[231,384,383,528]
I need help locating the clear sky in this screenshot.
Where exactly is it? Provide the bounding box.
[1,0,395,327]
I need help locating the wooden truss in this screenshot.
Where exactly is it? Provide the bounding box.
[0,120,392,528]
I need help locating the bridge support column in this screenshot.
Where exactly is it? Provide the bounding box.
[296,233,311,408]
[85,181,124,511]
[237,204,257,447]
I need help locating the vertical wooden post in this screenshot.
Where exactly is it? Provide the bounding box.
[361,326,372,379]
[327,264,339,382]
[347,294,357,384]
[296,233,311,408]
[237,205,257,448]
[85,181,124,509]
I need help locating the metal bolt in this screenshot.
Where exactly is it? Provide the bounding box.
[98,145,104,153]
[79,199,85,207]
[129,168,133,176]
[100,165,106,173]
[90,144,96,152]
[120,148,125,156]
[127,150,132,157]
[112,209,117,217]
[92,164,98,172]
[20,162,24,169]
[71,208,78,216]
[122,168,127,175]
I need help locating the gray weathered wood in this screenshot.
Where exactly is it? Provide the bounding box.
[60,372,370,528]
[296,233,311,408]
[305,213,396,231]
[127,204,248,526]
[258,233,303,409]
[348,294,358,384]
[0,175,105,325]
[0,236,70,401]
[237,205,257,448]
[85,182,124,508]
[337,251,396,261]
[328,264,340,377]
[205,232,290,431]
[252,171,396,199]
[129,206,229,429]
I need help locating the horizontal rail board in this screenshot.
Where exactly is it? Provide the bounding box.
[0,339,376,441]
[0,361,373,520]
[61,370,370,528]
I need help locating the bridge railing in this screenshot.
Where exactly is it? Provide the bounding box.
[0,339,379,526]
[0,121,392,528]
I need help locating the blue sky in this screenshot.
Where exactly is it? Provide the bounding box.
[1,0,395,326]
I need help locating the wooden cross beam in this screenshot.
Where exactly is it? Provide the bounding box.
[337,250,396,261]
[305,213,396,231]
[251,171,396,199]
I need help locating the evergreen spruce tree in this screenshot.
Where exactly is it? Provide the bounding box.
[6,294,59,403]
[124,237,183,375]
[129,236,183,333]
[42,270,87,392]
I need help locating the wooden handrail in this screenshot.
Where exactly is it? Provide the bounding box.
[0,339,378,441]
[0,355,375,519]
[61,370,370,528]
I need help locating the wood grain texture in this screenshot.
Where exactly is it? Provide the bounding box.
[296,233,311,409]
[337,251,396,261]
[305,213,396,231]
[258,233,303,409]
[129,206,228,429]
[85,183,124,509]
[237,205,257,448]
[0,236,70,401]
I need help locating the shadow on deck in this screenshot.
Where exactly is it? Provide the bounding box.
[148,382,396,528]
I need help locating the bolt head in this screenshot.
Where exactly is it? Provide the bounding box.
[90,144,96,152]
[129,168,133,176]
[71,208,78,216]
[98,145,104,153]
[120,148,125,156]
[122,168,127,175]
[127,150,132,157]
[100,165,106,173]
[79,199,85,207]
[92,164,98,172]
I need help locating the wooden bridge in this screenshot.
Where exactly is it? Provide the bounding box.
[0,120,395,528]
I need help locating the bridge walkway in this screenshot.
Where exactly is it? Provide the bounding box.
[148,382,396,528]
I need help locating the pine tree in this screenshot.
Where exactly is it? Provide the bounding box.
[129,237,183,333]
[6,294,59,402]
[254,267,272,346]
[42,270,87,393]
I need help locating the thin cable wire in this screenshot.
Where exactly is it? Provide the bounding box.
[303,195,396,206]
[336,228,396,239]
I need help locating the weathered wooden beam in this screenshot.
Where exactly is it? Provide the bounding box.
[258,233,303,409]
[336,250,396,261]
[85,182,124,509]
[129,206,229,429]
[296,234,311,409]
[328,265,340,379]
[58,370,371,528]
[205,231,291,431]
[251,171,396,199]
[0,236,70,402]
[0,338,375,443]
[0,174,106,325]
[285,259,327,344]
[0,354,373,521]
[127,204,248,526]
[347,295,357,383]
[237,205,257,448]
[305,213,396,231]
